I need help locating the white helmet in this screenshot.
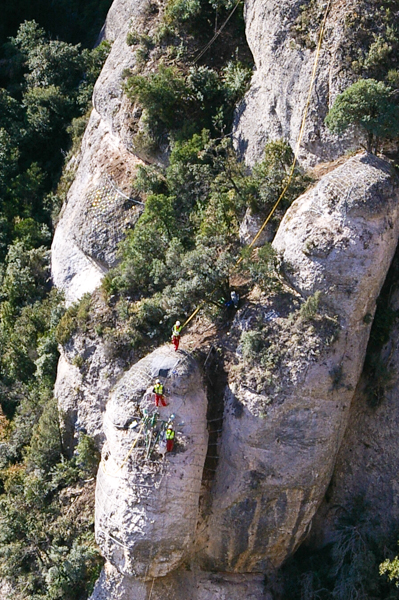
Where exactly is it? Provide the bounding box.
[176,321,181,326]
[156,378,160,384]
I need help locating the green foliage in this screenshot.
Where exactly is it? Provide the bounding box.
[325,78,399,152]
[164,0,202,24]
[74,434,101,480]
[55,293,91,345]
[0,6,110,598]
[343,1,399,82]
[0,241,50,310]
[282,498,396,600]
[299,290,321,321]
[0,21,110,257]
[125,61,251,147]
[26,397,62,471]
[0,463,102,599]
[241,330,266,362]
[380,552,399,588]
[125,65,191,134]
[239,244,280,291]
[250,140,311,213]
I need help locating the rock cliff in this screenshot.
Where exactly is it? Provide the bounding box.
[49,0,399,597]
[309,261,399,545]
[51,0,147,305]
[233,0,360,166]
[199,153,399,572]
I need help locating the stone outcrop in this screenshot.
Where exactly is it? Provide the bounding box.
[55,334,128,449]
[50,0,399,595]
[95,347,208,578]
[310,278,399,545]
[233,0,360,167]
[51,0,149,305]
[51,109,142,305]
[90,562,268,600]
[200,153,399,571]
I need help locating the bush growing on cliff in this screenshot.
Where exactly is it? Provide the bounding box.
[125,61,251,144]
[281,498,396,600]
[325,78,399,153]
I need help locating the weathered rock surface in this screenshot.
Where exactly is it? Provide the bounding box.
[234,0,360,167]
[201,153,399,571]
[50,0,399,594]
[310,279,399,545]
[51,0,149,305]
[52,109,142,305]
[95,346,208,578]
[90,562,268,600]
[239,208,274,247]
[55,334,128,450]
[99,0,148,42]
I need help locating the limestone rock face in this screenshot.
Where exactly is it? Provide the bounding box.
[55,334,128,450]
[99,0,148,42]
[239,208,274,247]
[51,0,147,305]
[90,562,268,600]
[234,0,360,166]
[51,109,142,305]
[95,347,208,579]
[201,153,399,571]
[310,281,399,544]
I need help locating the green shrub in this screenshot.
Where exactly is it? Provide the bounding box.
[325,78,399,153]
[125,65,190,134]
[299,291,321,321]
[239,243,279,290]
[125,60,252,146]
[25,396,63,471]
[241,330,266,362]
[126,30,140,46]
[74,434,100,479]
[55,293,91,345]
[164,0,201,24]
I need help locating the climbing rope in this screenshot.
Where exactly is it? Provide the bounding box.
[181,0,333,328]
[236,0,332,259]
[95,1,334,584]
[192,0,242,64]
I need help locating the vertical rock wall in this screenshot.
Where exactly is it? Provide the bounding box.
[95,347,208,578]
[200,154,399,572]
[51,0,148,304]
[310,280,399,545]
[233,0,359,166]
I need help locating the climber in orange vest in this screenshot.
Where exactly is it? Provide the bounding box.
[153,379,167,407]
[171,320,182,351]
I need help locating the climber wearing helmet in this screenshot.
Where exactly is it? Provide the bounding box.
[166,424,175,452]
[153,378,167,407]
[171,320,182,351]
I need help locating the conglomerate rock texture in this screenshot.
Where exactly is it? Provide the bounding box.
[233,0,360,167]
[50,0,399,597]
[199,153,399,572]
[95,347,208,577]
[52,110,143,305]
[51,0,147,304]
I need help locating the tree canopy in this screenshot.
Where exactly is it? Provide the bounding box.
[325,78,399,152]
